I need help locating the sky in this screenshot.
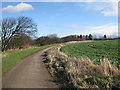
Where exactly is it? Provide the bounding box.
[2,0,118,38]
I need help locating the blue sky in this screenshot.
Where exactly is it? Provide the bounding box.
[2,1,118,38]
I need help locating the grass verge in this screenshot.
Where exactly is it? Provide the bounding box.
[2,44,55,74]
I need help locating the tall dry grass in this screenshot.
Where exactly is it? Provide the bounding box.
[42,45,120,88]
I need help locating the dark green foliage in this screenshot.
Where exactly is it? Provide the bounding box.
[104,35,107,39]
[80,34,82,39]
[88,34,93,40]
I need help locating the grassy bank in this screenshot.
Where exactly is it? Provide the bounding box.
[60,39,119,68]
[2,45,54,73]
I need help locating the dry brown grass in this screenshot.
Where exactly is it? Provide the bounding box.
[42,44,120,88]
[65,57,120,78]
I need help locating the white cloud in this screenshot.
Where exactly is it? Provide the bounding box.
[2,2,34,13]
[87,23,118,36]
[2,0,118,16]
[76,1,118,17]
[96,2,118,16]
[65,23,118,37]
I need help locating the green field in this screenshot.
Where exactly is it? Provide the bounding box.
[60,39,119,68]
[2,45,54,73]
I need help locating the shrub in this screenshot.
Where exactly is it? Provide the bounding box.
[7,34,32,50]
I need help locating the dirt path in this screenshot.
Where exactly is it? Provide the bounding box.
[2,41,92,88]
[2,46,59,88]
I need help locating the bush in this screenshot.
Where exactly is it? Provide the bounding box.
[7,34,32,50]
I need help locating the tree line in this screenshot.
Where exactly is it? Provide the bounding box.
[34,34,110,46]
[1,16,118,52]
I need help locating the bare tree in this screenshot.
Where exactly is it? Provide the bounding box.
[2,16,37,52]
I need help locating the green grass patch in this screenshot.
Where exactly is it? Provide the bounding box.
[60,39,119,68]
[2,44,55,73]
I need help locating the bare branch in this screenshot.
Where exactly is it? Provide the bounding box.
[2,16,37,51]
